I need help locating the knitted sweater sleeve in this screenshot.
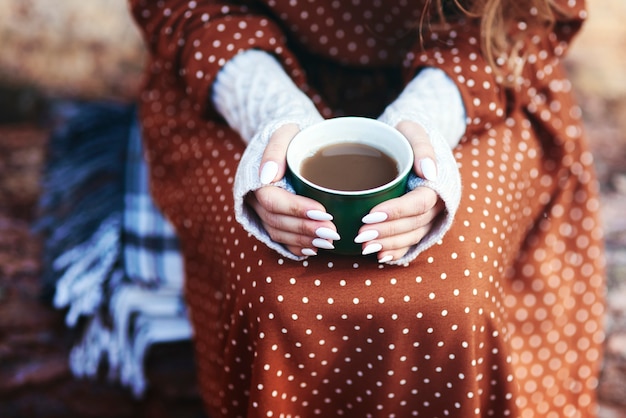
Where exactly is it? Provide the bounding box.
[128,0,308,118]
[213,49,324,259]
[378,68,465,265]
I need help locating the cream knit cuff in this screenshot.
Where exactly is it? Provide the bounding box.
[377,67,465,265]
[213,49,323,260]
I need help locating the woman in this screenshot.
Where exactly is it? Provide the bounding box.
[129,0,606,416]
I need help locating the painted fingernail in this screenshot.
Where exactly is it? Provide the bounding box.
[316,227,340,241]
[378,255,394,263]
[354,229,379,244]
[420,158,438,182]
[301,248,317,256]
[260,161,279,185]
[307,210,334,221]
[362,212,388,224]
[362,242,383,255]
[312,238,335,250]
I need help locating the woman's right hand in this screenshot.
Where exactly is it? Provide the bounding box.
[245,123,340,257]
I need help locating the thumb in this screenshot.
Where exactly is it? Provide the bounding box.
[395,120,438,182]
[259,123,301,184]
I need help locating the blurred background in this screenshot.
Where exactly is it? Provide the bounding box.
[0,0,624,417]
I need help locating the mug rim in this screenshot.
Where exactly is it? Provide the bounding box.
[286,117,414,196]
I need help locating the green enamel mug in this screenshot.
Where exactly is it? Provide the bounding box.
[286,117,414,255]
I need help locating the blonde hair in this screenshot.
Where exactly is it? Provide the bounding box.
[423,0,560,84]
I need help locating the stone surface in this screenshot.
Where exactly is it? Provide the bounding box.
[568,0,626,100]
[0,0,145,101]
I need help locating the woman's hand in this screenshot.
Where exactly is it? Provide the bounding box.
[245,123,340,257]
[246,120,446,262]
[354,120,445,263]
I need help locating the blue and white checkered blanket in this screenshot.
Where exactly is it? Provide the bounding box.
[38,102,190,397]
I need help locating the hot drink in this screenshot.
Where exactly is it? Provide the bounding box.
[286,117,413,254]
[300,142,398,191]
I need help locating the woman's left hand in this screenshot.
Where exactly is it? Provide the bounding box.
[354,120,445,263]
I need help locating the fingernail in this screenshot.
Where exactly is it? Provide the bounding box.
[378,255,394,263]
[316,227,341,241]
[420,158,438,182]
[260,161,279,185]
[301,248,317,256]
[362,242,383,255]
[307,210,333,221]
[362,212,388,224]
[312,238,335,250]
[354,229,379,244]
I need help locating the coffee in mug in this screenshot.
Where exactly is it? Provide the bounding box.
[300,143,399,191]
[287,117,414,255]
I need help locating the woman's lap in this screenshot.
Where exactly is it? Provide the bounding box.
[148,113,604,416]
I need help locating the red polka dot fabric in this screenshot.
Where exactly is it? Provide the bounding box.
[129,0,606,416]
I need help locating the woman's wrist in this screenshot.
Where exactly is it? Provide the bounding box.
[378,67,466,149]
[377,69,465,264]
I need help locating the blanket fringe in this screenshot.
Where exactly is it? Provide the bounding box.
[36,101,190,397]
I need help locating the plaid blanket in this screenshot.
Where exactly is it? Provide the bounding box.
[38,102,190,396]
[123,116,183,289]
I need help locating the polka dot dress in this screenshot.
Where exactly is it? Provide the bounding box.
[129,0,606,416]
